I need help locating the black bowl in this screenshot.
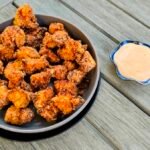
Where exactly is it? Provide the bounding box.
[0,15,100,134]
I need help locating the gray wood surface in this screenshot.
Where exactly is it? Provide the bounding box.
[14,0,150,114]
[109,0,150,28]
[0,0,149,150]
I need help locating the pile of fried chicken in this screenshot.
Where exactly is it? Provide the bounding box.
[0,4,96,125]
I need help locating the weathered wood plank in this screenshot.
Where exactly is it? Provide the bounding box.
[86,79,150,150]
[0,0,13,10]
[109,0,150,28]
[30,119,114,150]
[0,4,16,23]
[14,0,150,114]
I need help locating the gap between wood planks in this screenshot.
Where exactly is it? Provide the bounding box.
[59,0,150,116]
[106,0,150,29]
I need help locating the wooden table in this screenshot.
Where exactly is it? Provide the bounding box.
[0,0,150,149]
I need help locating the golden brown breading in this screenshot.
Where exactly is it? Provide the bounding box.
[4,60,25,88]
[0,26,25,48]
[39,47,60,63]
[54,80,78,96]
[78,51,96,73]
[33,87,54,109]
[25,27,47,49]
[7,88,31,108]
[30,69,51,89]
[43,31,68,48]
[63,61,76,71]
[0,44,14,60]
[52,94,85,115]
[0,80,9,110]
[20,80,33,92]
[49,22,64,34]
[0,60,4,74]
[33,87,58,122]
[13,3,38,29]
[15,46,40,59]
[22,56,49,74]
[52,95,73,115]
[67,69,86,85]
[57,38,75,61]
[49,65,67,80]
[4,106,34,125]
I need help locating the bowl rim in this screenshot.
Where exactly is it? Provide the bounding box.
[0,14,100,134]
[110,40,150,85]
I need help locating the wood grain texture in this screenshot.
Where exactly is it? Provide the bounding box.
[108,0,150,28]
[0,0,13,10]
[86,79,150,150]
[14,0,150,114]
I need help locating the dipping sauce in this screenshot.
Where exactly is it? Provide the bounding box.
[114,43,150,81]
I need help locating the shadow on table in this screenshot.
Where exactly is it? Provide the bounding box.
[0,77,101,141]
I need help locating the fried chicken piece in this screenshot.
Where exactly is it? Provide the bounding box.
[30,69,51,89]
[49,65,67,80]
[67,69,86,85]
[78,51,96,73]
[63,61,76,71]
[39,47,60,63]
[7,88,31,108]
[0,80,9,110]
[54,80,78,96]
[13,4,38,29]
[1,26,25,48]
[22,56,49,74]
[52,95,85,115]
[0,44,14,60]
[20,80,33,92]
[49,22,64,34]
[4,60,25,88]
[43,31,68,48]
[4,106,34,125]
[16,46,40,59]
[0,60,4,74]
[33,88,58,122]
[33,87,54,109]
[57,39,84,61]
[25,27,47,49]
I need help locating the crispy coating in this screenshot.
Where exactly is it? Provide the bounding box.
[4,106,34,125]
[43,31,68,48]
[4,60,25,88]
[1,26,25,48]
[39,47,60,63]
[0,44,14,60]
[13,4,38,29]
[30,69,51,89]
[63,61,76,71]
[67,69,86,85]
[57,39,84,61]
[0,60,4,74]
[33,87,54,109]
[54,80,78,96]
[16,46,40,59]
[49,65,67,80]
[22,56,49,74]
[49,22,64,34]
[7,88,31,108]
[52,95,85,115]
[78,51,96,73]
[20,80,33,92]
[33,87,58,122]
[25,27,47,48]
[0,80,9,110]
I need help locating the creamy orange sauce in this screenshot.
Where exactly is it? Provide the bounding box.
[114,43,150,81]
